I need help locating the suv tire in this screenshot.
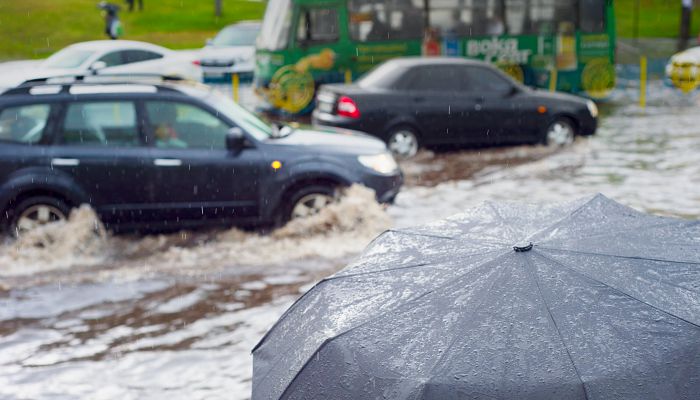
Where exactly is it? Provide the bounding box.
[281,185,337,224]
[8,196,71,237]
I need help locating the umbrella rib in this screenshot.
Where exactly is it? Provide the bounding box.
[275,251,513,399]
[524,194,603,243]
[523,254,591,400]
[418,266,505,394]
[387,229,457,241]
[253,248,507,354]
[534,251,700,330]
[541,219,693,245]
[536,246,700,266]
[330,248,505,281]
[485,201,520,241]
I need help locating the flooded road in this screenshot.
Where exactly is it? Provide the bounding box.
[1,84,699,399]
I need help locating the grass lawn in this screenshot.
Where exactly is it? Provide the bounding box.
[0,0,266,60]
[616,0,700,39]
[0,0,698,61]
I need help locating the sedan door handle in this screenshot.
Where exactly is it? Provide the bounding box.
[51,158,80,166]
[154,158,183,167]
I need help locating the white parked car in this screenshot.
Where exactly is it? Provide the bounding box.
[665,46,700,92]
[197,21,260,81]
[0,40,201,92]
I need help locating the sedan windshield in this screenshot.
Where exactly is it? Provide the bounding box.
[204,91,273,140]
[43,48,95,69]
[212,26,259,47]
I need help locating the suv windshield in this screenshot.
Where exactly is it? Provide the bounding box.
[203,90,273,140]
[43,48,95,69]
[212,25,260,46]
[258,0,292,50]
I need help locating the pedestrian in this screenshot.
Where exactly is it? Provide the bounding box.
[124,0,143,12]
[98,2,123,40]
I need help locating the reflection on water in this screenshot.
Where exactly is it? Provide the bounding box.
[1,84,699,399]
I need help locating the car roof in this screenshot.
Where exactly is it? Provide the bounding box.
[0,78,213,100]
[386,57,488,68]
[62,40,170,53]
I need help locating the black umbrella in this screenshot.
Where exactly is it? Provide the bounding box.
[252,194,700,399]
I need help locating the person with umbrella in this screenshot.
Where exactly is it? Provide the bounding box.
[253,194,700,399]
[98,1,123,40]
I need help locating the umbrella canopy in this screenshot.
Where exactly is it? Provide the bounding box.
[252,194,700,399]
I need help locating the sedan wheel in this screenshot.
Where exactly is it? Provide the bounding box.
[14,204,67,236]
[388,129,419,158]
[291,193,333,219]
[545,119,576,146]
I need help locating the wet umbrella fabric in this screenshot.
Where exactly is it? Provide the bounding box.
[252,194,700,399]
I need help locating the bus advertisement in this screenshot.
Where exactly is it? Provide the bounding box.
[254,0,616,114]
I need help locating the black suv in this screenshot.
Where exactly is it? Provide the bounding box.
[0,78,402,234]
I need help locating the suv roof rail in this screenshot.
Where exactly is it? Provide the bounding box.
[23,73,188,85]
[3,73,194,96]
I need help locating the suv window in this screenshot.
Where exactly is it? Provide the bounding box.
[145,101,230,150]
[0,104,51,145]
[123,50,163,64]
[61,101,140,147]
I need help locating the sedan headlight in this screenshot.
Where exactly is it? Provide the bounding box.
[358,153,399,175]
[586,100,598,118]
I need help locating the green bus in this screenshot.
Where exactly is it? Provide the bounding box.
[254,0,616,114]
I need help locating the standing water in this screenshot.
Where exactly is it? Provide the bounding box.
[1,83,699,399]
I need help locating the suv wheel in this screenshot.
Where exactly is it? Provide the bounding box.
[9,196,70,237]
[284,185,336,223]
[544,117,576,146]
[387,127,419,158]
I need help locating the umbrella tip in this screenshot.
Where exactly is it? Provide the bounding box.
[513,242,533,252]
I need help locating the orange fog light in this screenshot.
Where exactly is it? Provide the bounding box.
[537,106,547,114]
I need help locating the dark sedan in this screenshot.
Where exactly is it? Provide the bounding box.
[312,57,598,158]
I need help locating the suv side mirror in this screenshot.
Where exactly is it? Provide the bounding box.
[89,61,107,74]
[206,38,213,46]
[226,127,246,153]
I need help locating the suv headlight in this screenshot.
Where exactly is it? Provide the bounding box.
[586,100,598,118]
[358,153,399,175]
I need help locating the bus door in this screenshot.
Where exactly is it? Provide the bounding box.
[277,3,344,113]
[346,0,424,78]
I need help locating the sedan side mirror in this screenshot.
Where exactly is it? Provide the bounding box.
[89,61,107,74]
[226,127,247,153]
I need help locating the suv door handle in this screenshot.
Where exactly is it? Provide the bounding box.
[51,158,80,166]
[154,158,182,167]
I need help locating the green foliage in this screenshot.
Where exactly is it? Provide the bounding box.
[616,0,700,38]
[0,0,266,60]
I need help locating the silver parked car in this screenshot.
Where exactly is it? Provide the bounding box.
[197,21,260,82]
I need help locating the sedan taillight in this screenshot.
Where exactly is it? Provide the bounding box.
[337,96,360,119]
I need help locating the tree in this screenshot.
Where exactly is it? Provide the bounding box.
[215,0,222,17]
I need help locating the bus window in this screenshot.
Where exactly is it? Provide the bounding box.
[349,0,424,42]
[580,0,606,33]
[528,0,576,35]
[505,0,528,35]
[296,8,339,45]
[258,0,292,50]
[430,0,504,37]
